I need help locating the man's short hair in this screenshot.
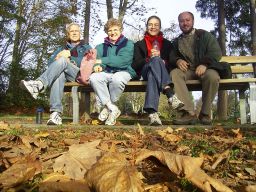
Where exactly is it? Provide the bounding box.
[66,23,81,33]
[178,11,194,21]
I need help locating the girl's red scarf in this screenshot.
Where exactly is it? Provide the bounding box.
[144,32,164,57]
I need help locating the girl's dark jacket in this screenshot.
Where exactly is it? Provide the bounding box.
[169,29,223,73]
[132,38,172,79]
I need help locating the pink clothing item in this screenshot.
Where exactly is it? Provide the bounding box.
[77,49,97,85]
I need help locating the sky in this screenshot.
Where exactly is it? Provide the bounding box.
[92,0,216,46]
[146,0,215,31]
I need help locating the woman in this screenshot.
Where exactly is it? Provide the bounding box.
[132,16,183,125]
[89,18,136,126]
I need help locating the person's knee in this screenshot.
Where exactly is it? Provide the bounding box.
[56,57,68,65]
[203,70,220,83]
[89,73,101,85]
[171,68,182,80]
[111,78,126,88]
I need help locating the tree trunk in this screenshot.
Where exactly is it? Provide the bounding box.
[7,0,25,105]
[118,0,128,22]
[251,0,256,79]
[106,0,113,19]
[217,0,228,120]
[83,0,91,42]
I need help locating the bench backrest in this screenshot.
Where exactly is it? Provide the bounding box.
[220,56,256,75]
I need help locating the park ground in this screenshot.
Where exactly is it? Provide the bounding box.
[0,109,256,192]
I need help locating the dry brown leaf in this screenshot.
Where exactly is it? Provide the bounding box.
[0,155,42,189]
[12,123,23,129]
[123,132,135,139]
[244,168,256,176]
[164,134,182,143]
[0,121,10,130]
[231,128,243,139]
[156,127,173,137]
[137,123,145,136]
[175,127,186,132]
[176,145,190,153]
[213,136,235,144]
[39,173,90,192]
[35,132,50,138]
[157,127,181,143]
[244,185,256,192]
[53,140,102,180]
[86,152,144,192]
[63,138,80,146]
[20,135,33,149]
[135,149,233,192]
[211,150,230,170]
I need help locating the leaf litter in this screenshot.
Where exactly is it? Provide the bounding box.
[0,123,255,192]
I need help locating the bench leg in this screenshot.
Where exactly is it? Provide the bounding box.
[239,90,247,124]
[249,83,256,124]
[72,86,79,124]
[80,91,91,119]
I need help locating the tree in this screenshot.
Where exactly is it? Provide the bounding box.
[250,0,256,56]
[216,0,228,120]
[196,0,252,55]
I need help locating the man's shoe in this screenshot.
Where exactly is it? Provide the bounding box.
[169,94,184,110]
[149,112,162,126]
[105,106,121,126]
[173,111,197,125]
[47,112,62,125]
[199,113,212,125]
[98,107,109,121]
[20,80,43,99]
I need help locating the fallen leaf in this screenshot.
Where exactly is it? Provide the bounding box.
[53,140,102,180]
[35,132,50,138]
[135,149,233,192]
[63,138,80,146]
[231,128,243,139]
[244,167,256,176]
[86,152,144,192]
[39,173,90,192]
[244,185,256,192]
[212,150,230,170]
[0,121,10,130]
[137,123,144,136]
[157,127,181,143]
[175,127,186,132]
[0,155,42,189]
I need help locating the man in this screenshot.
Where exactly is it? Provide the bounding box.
[170,11,222,125]
[20,23,92,125]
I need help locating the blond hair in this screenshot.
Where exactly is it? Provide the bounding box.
[104,18,123,33]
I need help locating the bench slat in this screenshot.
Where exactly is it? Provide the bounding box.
[231,66,254,73]
[221,56,256,63]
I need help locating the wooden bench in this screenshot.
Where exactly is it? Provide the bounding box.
[64,56,256,124]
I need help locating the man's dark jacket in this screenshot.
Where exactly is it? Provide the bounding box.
[169,29,224,73]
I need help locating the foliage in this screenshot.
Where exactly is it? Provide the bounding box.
[195,0,252,55]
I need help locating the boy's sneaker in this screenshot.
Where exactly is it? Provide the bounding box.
[149,112,162,126]
[169,94,184,110]
[47,112,62,125]
[98,107,109,121]
[20,80,43,99]
[105,107,121,126]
